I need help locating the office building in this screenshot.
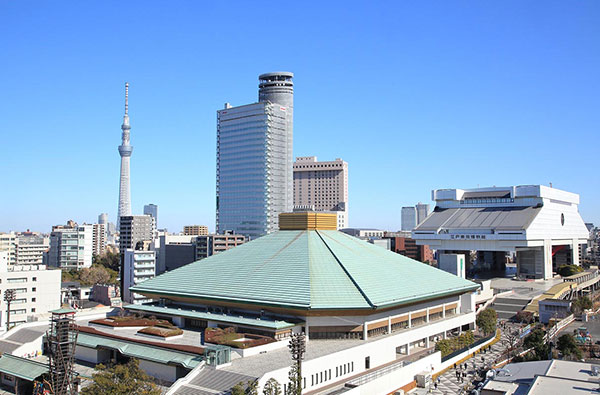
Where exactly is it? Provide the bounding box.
[123,242,156,305]
[340,228,385,239]
[413,185,589,279]
[0,251,61,332]
[183,225,208,236]
[143,204,158,224]
[117,83,133,229]
[0,232,17,265]
[216,72,294,239]
[155,234,196,274]
[155,232,246,274]
[49,222,93,269]
[401,206,417,231]
[416,202,430,225]
[385,232,434,263]
[128,212,479,394]
[15,232,49,265]
[293,156,349,229]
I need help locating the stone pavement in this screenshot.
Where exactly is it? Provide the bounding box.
[414,321,522,395]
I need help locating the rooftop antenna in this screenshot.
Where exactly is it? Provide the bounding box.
[124,82,129,115]
[549,182,553,188]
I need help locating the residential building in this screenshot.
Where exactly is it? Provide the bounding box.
[416,202,430,225]
[123,242,156,305]
[15,232,49,265]
[0,232,17,265]
[48,222,93,269]
[216,72,294,239]
[118,215,155,253]
[413,185,589,279]
[195,232,246,260]
[128,212,479,394]
[91,223,106,257]
[144,204,158,225]
[293,156,348,228]
[401,206,417,231]
[90,283,121,307]
[119,215,155,295]
[183,225,208,236]
[0,252,61,332]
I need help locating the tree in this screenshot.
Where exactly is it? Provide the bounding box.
[94,251,121,272]
[557,334,583,360]
[573,296,593,314]
[79,265,111,285]
[477,308,497,336]
[523,329,549,361]
[81,359,160,395]
[503,329,521,358]
[287,363,301,395]
[515,311,534,324]
[231,381,258,395]
[263,378,282,395]
[557,264,583,277]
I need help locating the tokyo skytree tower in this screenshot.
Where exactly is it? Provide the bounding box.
[117,82,132,229]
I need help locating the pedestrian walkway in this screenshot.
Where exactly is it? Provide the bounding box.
[414,321,520,394]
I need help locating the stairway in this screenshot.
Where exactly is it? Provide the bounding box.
[492,297,530,320]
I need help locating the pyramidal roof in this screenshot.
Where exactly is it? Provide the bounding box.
[131,230,479,311]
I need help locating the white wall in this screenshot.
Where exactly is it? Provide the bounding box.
[139,359,178,383]
[257,312,475,393]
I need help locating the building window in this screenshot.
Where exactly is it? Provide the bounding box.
[31,308,36,313]
[32,277,37,282]
[365,356,370,369]
[31,297,36,302]
[32,287,36,292]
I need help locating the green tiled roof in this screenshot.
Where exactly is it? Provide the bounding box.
[124,304,297,330]
[0,354,49,381]
[131,230,479,310]
[77,333,203,369]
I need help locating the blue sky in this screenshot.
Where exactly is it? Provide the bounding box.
[1,1,598,233]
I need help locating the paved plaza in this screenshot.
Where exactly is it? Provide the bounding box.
[414,321,522,395]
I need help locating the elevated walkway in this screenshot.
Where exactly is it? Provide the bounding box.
[523,282,575,316]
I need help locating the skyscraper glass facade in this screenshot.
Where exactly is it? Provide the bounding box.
[216,73,293,239]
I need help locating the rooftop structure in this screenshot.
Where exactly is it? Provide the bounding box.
[413,185,589,279]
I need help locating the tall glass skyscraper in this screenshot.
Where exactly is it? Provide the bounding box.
[216,72,294,238]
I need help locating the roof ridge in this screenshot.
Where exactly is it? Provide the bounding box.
[314,230,375,308]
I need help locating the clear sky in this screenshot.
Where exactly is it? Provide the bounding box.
[1,1,598,233]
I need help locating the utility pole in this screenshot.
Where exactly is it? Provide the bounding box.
[4,289,16,332]
[288,332,306,395]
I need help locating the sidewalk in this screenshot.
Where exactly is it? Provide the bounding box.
[413,321,520,394]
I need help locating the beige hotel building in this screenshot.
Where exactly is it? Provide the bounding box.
[293,156,349,229]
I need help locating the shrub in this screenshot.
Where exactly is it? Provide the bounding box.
[434,330,476,357]
[557,265,584,277]
[515,311,534,324]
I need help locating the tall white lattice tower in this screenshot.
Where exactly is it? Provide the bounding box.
[117,82,133,229]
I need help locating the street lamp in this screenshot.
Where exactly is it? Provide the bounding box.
[4,289,16,332]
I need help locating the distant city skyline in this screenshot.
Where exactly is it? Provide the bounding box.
[1,2,599,233]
